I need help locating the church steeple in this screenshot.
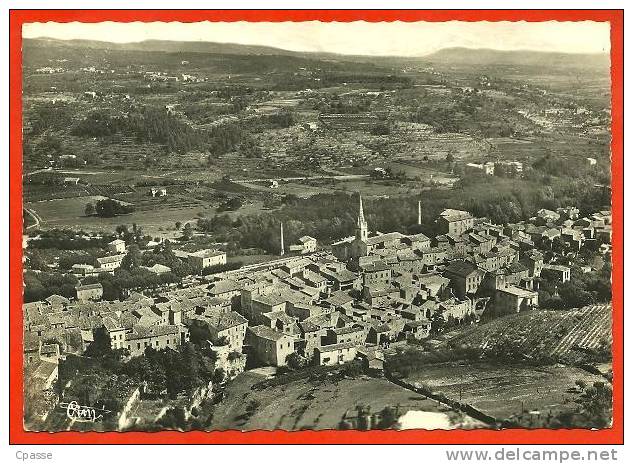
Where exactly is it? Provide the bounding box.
[356,193,368,242]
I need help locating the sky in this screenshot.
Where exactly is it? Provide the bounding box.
[22,20,611,57]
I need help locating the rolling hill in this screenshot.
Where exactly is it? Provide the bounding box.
[421,47,610,70]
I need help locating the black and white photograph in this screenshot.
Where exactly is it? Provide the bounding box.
[19,18,614,434]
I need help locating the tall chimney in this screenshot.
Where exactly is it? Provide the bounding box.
[418,200,422,225]
[280,222,285,256]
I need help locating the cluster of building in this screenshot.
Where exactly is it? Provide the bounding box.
[23,194,612,390]
[465,160,523,178]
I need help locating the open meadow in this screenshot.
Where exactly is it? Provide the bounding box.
[208,371,479,431]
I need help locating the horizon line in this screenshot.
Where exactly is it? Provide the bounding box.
[25,36,611,59]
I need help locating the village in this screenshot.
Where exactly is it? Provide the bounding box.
[22,191,612,430]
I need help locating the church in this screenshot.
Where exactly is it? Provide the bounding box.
[332,194,429,262]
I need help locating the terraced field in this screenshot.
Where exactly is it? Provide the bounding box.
[448,304,612,364]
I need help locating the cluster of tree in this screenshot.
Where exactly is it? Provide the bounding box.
[411,105,461,133]
[370,123,391,136]
[70,106,244,156]
[27,102,75,136]
[23,134,77,167]
[531,153,610,183]
[27,229,113,250]
[216,196,243,212]
[508,380,612,429]
[23,271,78,302]
[71,110,123,137]
[538,261,611,310]
[194,172,609,254]
[57,359,139,426]
[93,198,134,218]
[60,342,218,422]
[121,344,216,399]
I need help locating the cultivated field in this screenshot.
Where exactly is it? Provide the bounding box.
[405,362,605,422]
[448,304,612,364]
[26,195,207,238]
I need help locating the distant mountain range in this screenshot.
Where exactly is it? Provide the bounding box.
[25,37,610,70]
[422,47,610,69]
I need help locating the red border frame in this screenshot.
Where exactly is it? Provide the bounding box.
[9,9,624,445]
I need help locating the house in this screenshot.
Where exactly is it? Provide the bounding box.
[358,348,385,375]
[141,263,172,275]
[361,261,392,287]
[494,161,523,178]
[298,320,326,359]
[125,325,187,357]
[324,325,365,346]
[208,279,242,300]
[103,317,128,350]
[150,187,168,197]
[520,250,544,278]
[315,342,357,366]
[494,286,538,316]
[287,302,329,321]
[75,283,103,302]
[290,236,317,254]
[465,162,494,176]
[281,258,311,276]
[204,311,248,352]
[403,319,431,340]
[444,260,485,299]
[320,267,359,291]
[323,292,354,312]
[186,249,227,270]
[403,233,431,250]
[96,253,126,271]
[535,209,561,224]
[25,358,59,391]
[39,343,60,363]
[246,325,296,367]
[107,239,126,254]
[542,264,571,283]
[246,292,287,324]
[436,209,474,236]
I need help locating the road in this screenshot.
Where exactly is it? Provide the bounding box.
[24,208,41,230]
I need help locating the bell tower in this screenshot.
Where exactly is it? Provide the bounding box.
[355,194,368,242]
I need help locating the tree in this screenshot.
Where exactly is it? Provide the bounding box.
[182,223,194,240]
[430,312,446,334]
[84,203,95,217]
[213,368,226,384]
[445,152,455,163]
[121,244,142,270]
[95,199,134,218]
[286,352,308,370]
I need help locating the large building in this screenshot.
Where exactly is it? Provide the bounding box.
[75,283,103,302]
[436,209,475,236]
[246,325,296,367]
[186,249,227,270]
